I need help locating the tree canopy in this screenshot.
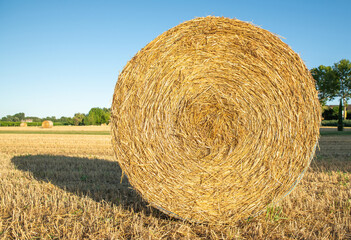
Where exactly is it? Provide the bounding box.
[311,59,351,130]
[311,65,338,105]
[333,59,351,102]
[84,107,111,125]
[312,59,351,104]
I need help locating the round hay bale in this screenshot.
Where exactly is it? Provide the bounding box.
[20,122,27,127]
[42,120,53,128]
[111,16,320,224]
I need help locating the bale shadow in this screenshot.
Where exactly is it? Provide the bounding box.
[11,154,170,220]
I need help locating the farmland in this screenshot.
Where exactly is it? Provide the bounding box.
[0,126,350,239]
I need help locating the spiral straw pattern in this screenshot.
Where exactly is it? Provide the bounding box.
[111,16,320,224]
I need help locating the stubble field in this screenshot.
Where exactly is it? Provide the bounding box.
[0,126,350,239]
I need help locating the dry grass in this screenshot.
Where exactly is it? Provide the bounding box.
[0,134,113,156]
[111,16,320,223]
[0,129,350,239]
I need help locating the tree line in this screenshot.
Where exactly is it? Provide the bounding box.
[311,59,351,131]
[1,107,111,126]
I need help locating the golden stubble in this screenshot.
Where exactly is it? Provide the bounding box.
[0,128,350,239]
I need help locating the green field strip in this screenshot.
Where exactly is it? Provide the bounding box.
[320,131,351,136]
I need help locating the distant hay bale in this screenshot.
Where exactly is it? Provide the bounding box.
[111,16,320,224]
[20,122,27,127]
[101,123,107,126]
[42,120,53,128]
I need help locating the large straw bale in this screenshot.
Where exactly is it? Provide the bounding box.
[42,120,53,128]
[20,122,27,127]
[111,16,320,224]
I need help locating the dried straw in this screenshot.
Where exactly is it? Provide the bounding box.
[20,122,27,127]
[42,120,53,128]
[111,16,320,224]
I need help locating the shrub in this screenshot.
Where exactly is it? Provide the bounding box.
[0,121,20,126]
[322,107,338,120]
[322,120,351,127]
[27,122,42,126]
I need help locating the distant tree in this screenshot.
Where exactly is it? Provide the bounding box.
[102,108,111,124]
[3,115,12,121]
[59,116,68,122]
[0,108,111,126]
[73,113,86,126]
[311,65,338,105]
[85,107,110,125]
[13,112,25,121]
[1,113,25,122]
[43,116,57,122]
[311,59,351,131]
[59,116,73,125]
[333,59,351,119]
[67,117,74,125]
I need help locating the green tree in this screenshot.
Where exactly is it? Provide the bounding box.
[86,108,103,125]
[13,112,25,121]
[333,59,351,119]
[311,65,338,105]
[62,117,74,125]
[311,59,351,131]
[102,108,111,124]
[43,116,57,122]
[59,116,69,124]
[1,113,25,122]
[73,113,86,126]
[84,107,111,125]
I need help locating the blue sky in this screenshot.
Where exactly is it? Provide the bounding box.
[1,0,350,118]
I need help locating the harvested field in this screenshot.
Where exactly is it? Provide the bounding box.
[0,126,350,239]
[0,134,113,156]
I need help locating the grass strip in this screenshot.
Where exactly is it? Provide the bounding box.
[320,131,351,136]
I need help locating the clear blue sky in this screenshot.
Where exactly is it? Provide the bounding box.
[1,0,350,118]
